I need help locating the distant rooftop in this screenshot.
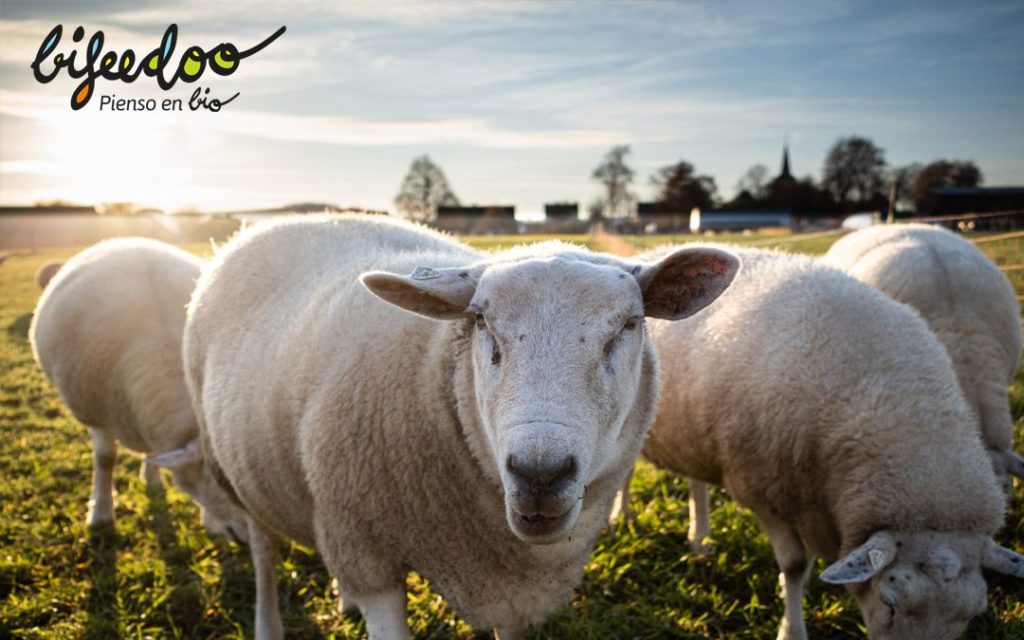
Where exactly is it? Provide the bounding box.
[932,186,1024,196]
[436,205,515,218]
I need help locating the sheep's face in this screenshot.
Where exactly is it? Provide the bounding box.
[147,442,250,544]
[467,257,652,543]
[175,463,251,545]
[822,531,994,640]
[362,244,739,544]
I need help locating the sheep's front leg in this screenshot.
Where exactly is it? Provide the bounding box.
[760,514,811,640]
[360,588,410,639]
[87,429,117,526]
[687,478,711,552]
[248,519,284,640]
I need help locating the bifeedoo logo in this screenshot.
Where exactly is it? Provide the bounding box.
[31,24,286,111]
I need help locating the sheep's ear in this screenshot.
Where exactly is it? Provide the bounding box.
[820,531,898,584]
[361,265,484,320]
[982,539,1024,577]
[146,440,202,469]
[634,247,739,320]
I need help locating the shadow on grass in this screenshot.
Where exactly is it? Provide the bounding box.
[6,312,32,341]
[218,539,331,639]
[146,485,206,633]
[84,523,119,640]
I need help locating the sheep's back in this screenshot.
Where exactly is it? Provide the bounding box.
[30,238,201,453]
[824,225,1022,448]
[644,248,1004,557]
[185,215,483,547]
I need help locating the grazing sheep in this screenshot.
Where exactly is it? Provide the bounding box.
[823,223,1024,491]
[180,214,738,639]
[35,261,63,289]
[637,247,1023,640]
[29,238,248,540]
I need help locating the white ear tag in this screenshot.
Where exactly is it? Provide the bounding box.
[411,266,441,280]
[869,548,887,570]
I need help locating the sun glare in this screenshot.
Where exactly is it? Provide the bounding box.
[40,107,196,212]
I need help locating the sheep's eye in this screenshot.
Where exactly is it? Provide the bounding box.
[474,313,501,365]
[604,317,640,359]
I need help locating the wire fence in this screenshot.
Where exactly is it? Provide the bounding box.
[914,209,1024,230]
[971,230,1024,300]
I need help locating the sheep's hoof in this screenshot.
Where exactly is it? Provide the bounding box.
[87,505,114,528]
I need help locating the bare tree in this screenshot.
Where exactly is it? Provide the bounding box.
[651,161,718,212]
[912,159,983,213]
[889,163,922,211]
[591,145,636,219]
[394,155,460,221]
[736,164,769,200]
[822,136,887,212]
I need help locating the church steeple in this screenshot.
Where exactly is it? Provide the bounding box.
[779,142,792,180]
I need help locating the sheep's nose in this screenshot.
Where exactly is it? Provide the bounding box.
[507,454,577,491]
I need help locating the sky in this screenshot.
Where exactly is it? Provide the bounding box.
[0,0,1022,219]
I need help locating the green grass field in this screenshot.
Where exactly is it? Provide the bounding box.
[2,233,1022,639]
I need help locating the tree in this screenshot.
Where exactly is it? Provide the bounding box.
[889,163,922,211]
[736,164,770,201]
[591,145,636,219]
[821,136,887,212]
[650,161,718,213]
[394,155,460,221]
[911,159,983,213]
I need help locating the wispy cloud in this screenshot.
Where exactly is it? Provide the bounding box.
[203,111,622,149]
[1,0,1022,211]
[0,89,622,149]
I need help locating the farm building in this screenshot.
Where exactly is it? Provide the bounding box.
[433,205,517,234]
[544,203,579,220]
[0,205,98,216]
[637,202,793,233]
[928,187,1024,216]
[692,209,793,232]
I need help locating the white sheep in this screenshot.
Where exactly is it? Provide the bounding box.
[823,223,1023,491]
[178,213,739,639]
[29,238,248,539]
[636,246,1023,640]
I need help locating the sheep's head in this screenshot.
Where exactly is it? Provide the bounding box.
[147,440,250,544]
[821,530,1024,639]
[362,244,738,544]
